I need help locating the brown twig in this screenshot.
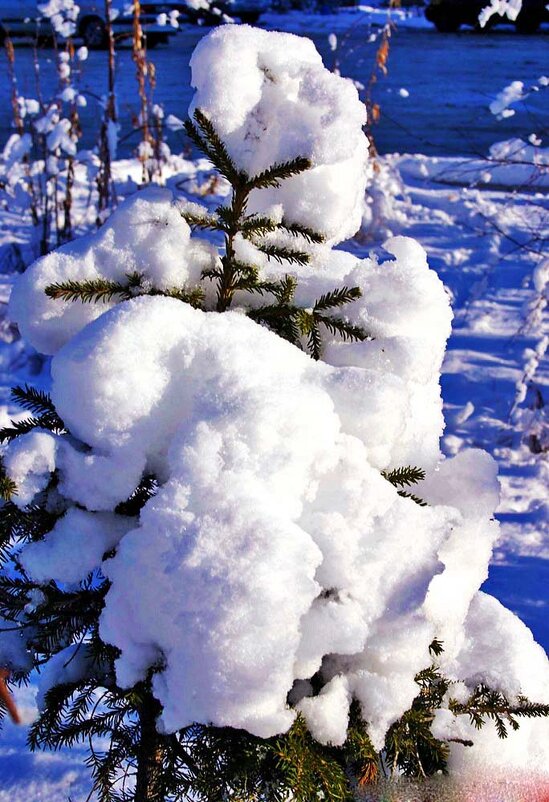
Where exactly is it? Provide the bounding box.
[0,668,21,724]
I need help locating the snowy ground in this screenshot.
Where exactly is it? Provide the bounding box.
[393,154,548,650]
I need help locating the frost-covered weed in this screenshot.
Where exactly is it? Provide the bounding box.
[0,5,173,255]
[326,21,407,242]
[1,39,85,255]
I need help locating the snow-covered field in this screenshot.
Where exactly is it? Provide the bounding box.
[0,11,547,801]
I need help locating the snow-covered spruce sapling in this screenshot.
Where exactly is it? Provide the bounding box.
[2,25,549,802]
[0,113,377,802]
[2,121,549,802]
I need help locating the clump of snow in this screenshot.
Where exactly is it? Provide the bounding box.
[189,26,369,244]
[478,0,521,27]
[489,80,524,119]
[489,137,549,167]
[21,509,134,584]
[9,187,216,355]
[3,430,57,508]
[8,294,486,742]
[38,0,80,37]
[358,157,409,243]
[443,594,549,773]
[2,134,33,172]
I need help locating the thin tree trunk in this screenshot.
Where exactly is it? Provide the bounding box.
[135,691,164,802]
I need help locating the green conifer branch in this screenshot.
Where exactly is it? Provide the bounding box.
[514,695,549,718]
[0,458,17,502]
[384,663,450,778]
[314,286,362,311]
[244,279,289,297]
[181,209,226,233]
[115,475,158,518]
[307,324,323,361]
[201,266,223,283]
[272,274,298,305]
[255,242,310,266]
[248,304,303,348]
[344,701,380,786]
[185,109,241,186]
[45,277,136,304]
[314,314,369,344]
[279,220,326,244]
[429,638,444,657]
[247,157,312,190]
[294,309,315,336]
[240,215,279,239]
[151,286,205,308]
[11,385,57,417]
[248,286,369,360]
[0,503,59,565]
[397,490,428,507]
[0,412,65,444]
[233,275,263,293]
[215,205,235,228]
[382,466,426,487]
[449,685,549,739]
[272,716,351,802]
[45,274,204,309]
[0,574,41,620]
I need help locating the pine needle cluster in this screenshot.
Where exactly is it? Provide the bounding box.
[183,109,370,360]
[382,465,427,506]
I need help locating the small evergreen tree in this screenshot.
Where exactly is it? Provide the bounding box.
[0,106,547,802]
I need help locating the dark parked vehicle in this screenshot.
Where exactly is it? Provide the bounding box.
[425,0,549,32]
[0,0,175,47]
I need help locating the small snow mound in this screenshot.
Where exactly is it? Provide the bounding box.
[9,187,216,355]
[189,25,369,244]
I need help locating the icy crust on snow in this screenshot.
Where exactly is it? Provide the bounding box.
[189,26,369,244]
[5,288,542,751]
[8,188,216,355]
